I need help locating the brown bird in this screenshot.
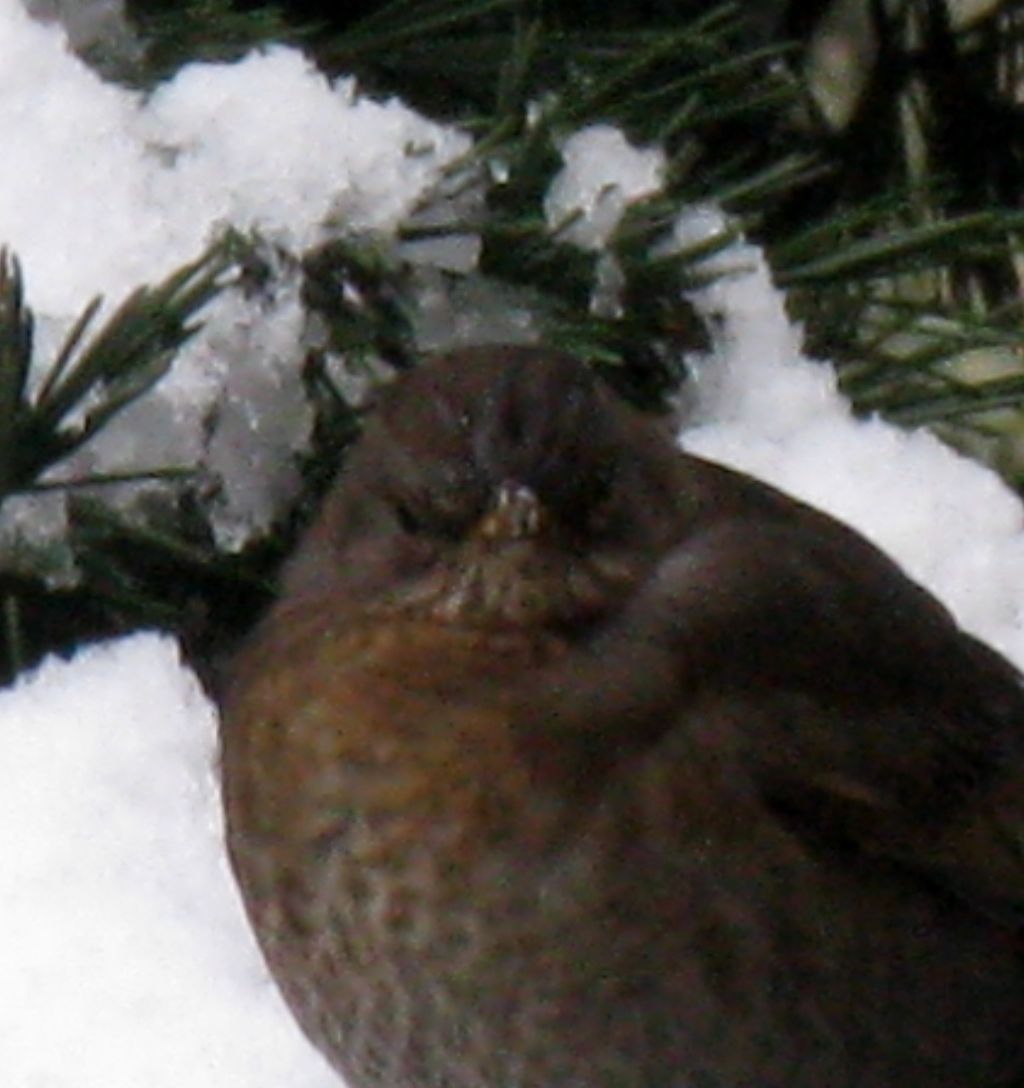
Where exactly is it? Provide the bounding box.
[220,344,1024,1088]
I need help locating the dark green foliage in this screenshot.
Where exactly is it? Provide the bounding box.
[0,241,248,683]
[124,0,303,85]
[0,244,231,504]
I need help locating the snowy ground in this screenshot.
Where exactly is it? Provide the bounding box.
[2,1,1024,1086]
[0,634,338,1085]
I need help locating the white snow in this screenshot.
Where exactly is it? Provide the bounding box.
[0,634,338,1085]
[544,125,665,249]
[0,0,469,562]
[0,4,467,310]
[670,206,1024,664]
[2,6,1024,1088]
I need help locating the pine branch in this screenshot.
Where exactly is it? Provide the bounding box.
[0,240,234,505]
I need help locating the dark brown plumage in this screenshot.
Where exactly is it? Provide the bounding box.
[220,344,1024,1087]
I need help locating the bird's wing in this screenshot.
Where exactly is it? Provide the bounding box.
[576,514,1024,922]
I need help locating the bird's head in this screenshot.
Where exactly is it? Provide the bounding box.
[284,346,688,630]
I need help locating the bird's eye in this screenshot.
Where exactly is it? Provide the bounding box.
[394,501,424,535]
[578,465,625,537]
[393,498,466,541]
[589,464,615,507]
[570,463,613,519]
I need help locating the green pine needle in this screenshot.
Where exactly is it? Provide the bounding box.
[0,239,235,506]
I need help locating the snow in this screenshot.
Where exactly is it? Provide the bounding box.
[0,634,337,1085]
[671,206,1024,664]
[544,125,665,249]
[2,5,1024,1088]
[0,0,469,563]
[0,15,464,313]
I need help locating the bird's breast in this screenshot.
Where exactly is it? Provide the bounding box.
[222,611,581,903]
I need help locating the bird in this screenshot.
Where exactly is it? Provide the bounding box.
[219,343,1024,1088]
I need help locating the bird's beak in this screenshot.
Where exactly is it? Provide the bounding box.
[476,482,543,541]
